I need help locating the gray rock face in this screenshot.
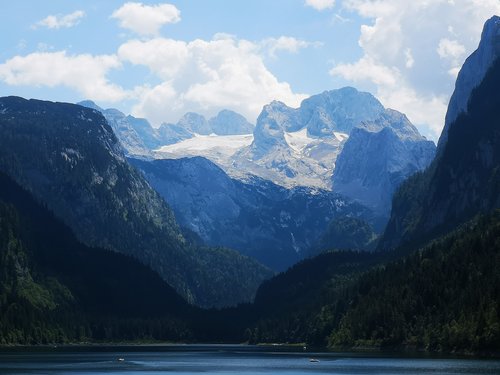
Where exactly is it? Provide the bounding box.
[333,109,436,216]
[157,122,193,145]
[250,101,292,157]
[231,87,431,207]
[177,112,212,135]
[131,156,383,271]
[301,87,385,136]
[78,101,159,156]
[437,15,500,153]
[209,109,254,135]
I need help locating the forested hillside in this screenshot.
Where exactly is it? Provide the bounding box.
[247,211,500,353]
[0,171,195,344]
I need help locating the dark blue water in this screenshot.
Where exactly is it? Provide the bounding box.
[0,345,499,374]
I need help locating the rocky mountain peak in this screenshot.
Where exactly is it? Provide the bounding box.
[362,108,425,142]
[250,102,295,157]
[208,109,254,135]
[300,87,385,136]
[438,15,500,152]
[332,108,435,216]
[178,112,211,135]
[77,100,103,112]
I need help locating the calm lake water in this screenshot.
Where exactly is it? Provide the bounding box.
[0,345,499,375]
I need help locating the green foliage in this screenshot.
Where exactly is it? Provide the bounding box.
[0,97,270,308]
[247,250,381,345]
[0,171,195,344]
[328,211,500,352]
[313,216,378,255]
[244,210,500,353]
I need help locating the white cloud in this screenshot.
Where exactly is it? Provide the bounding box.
[330,56,399,86]
[118,38,189,79]
[261,36,323,58]
[437,38,466,61]
[305,0,336,11]
[118,35,307,125]
[404,48,414,68]
[0,51,127,102]
[331,0,500,139]
[33,10,85,29]
[111,2,180,36]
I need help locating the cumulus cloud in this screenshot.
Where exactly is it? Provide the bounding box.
[118,35,307,125]
[111,2,180,36]
[437,38,466,61]
[261,36,323,58]
[305,0,336,11]
[33,10,85,29]
[0,51,127,102]
[330,0,500,139]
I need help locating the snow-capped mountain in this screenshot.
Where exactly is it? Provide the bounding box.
[130,156,382,271]
[154,88,391,190]
[81,87,435,233]
[228,87,432,194]
[78,101,256,156]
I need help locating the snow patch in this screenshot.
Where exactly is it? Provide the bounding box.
[334,132,349,142]
[284,128,314,153]
[156,133,253,157]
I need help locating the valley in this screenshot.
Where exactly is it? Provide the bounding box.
[0,2,499,361]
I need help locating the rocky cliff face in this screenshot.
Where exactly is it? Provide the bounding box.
[78,101,159,156]
[230,88,387,190]
[379,18,500,250]
[300,87,385,136]
[333,109,435,216]
[437,15,500,153]
[131,156,382,271]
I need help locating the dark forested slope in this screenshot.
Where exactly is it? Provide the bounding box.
[0,171,195,344]
[0,97,271,308]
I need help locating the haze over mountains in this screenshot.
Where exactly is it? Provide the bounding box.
[80,86,435,269]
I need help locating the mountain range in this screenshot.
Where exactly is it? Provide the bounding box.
[0,97,271,308]
[81,87,435,266]
[130,156,379,270]
[0,14,499,354]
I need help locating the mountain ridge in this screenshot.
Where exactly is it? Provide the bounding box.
[379,16,500,251]
[0,96,272,308]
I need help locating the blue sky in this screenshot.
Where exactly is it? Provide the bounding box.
[1,1,499,140]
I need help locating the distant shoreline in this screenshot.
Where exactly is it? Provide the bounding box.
[0,342,498,359]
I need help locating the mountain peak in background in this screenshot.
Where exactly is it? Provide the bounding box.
[332,108,435,215]
[209,109,254,135]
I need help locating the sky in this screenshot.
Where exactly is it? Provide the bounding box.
[1,1,499,140]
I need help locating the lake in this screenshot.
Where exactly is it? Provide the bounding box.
[0,345,499,375]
